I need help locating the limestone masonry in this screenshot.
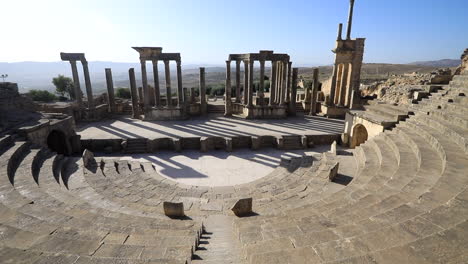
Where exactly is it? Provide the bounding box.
[1,0,468,263]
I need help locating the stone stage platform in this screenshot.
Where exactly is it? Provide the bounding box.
[77,115,345,140]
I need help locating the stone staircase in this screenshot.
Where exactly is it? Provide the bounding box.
[207,104,225,114]
[124,137,148,153]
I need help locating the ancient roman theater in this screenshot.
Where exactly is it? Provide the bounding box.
[1,0,468,263]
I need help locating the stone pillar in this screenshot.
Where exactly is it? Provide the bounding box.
[69,60,83,106]
[128,68,140,119]
[346,0,355,40]
[176,60,183,107]
[338,64,349,106]
[247,60,254,107]
[199,67,207,115]
[280,61,287,105]
[243,60,249,105]
[105,68,116,113]
[310,68,319,116]
[152,60,161,107]
[276,62,282,104]
[286,61,292,102]
[225,60,232,116]
[329,65,339,106]
[235,60,241,103]
[139,59,150,110]
[148,85,155,106]
[138,87,144,105]
[337,23,343,41]
[190,87,196,103]
[81,60,94,109]
[269,61,277,106]
[259,60,265,94]
[164,60,172,107]
[289,68,298,116]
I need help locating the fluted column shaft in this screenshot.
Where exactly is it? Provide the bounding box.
[280,61,287,104]
[199,67,207,115]
[105,68,116,113]
[286,61,292,102]
[176,60,183,107]
[289,68,298,116]
[235,60,241,103]
[164,60,172,107]
[269,61,277,106]
[152,60,161,107]
[243,60,249,105]
[128,68,140,119]
[140,59,150,110]
[247,60,254,107]
[81,60,94,109]
[310,68,319,116]
[225,60,232,116]
[69,60,83,105]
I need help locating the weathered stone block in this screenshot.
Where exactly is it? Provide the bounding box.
[328,161,339,181]
[251,136,261,150]
[200,137,209,152]
[225,138,233,152]
[231,198,253,217]
[330,140,337,155]
[82,149,96,169]
[163,202,184,217]
[172,138,181,152]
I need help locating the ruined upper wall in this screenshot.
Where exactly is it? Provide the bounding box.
[455,48,468,75]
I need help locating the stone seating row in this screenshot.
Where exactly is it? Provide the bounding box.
[231,80,468,263]
[0,141,201,263]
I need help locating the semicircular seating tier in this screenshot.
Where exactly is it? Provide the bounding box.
[0,71,467,263]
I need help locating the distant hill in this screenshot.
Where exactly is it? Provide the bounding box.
[408,59,461,68]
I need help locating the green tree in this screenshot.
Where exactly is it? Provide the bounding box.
[52,75,75,99]
[29,89,57,102]
[115,87,131,99]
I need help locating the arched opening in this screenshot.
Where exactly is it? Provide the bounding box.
[351,124,368,148]
[47,130,68,154]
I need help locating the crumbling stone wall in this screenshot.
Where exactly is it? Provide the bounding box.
[455,48,468,75]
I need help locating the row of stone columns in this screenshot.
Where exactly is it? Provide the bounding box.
[68,60,94,109]
[225,60,291,111]
[139,59,184,110]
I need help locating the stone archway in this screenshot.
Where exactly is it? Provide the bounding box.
[47,130,68,154]
[351,124,368,148]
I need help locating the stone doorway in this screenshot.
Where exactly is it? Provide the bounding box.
[47,130,68,154]
[351,124,368,148]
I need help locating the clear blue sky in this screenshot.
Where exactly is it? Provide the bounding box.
[2,0,467,65]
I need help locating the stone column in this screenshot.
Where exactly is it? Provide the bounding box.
[139,59,150,110]
[338,64,350,106]
[289,68,298,116]
[176,60,183,107]
[69,60,83,106]
[128,68,140,119]
[152,60,161,107]
[105,68,116,113]
[164,60,172,107]
[247,60,254,107]
[225,60,232,116]
[81,60,94,109]
[138,87,144,105]
[235,60,241,103]
[337,23,343,41]
[346,0,355,40]
[280,61,287,105]
[259,60,265,94]
[190,87,196,103]
[243,60,249,105]
[269,61,277,106]
[286,61,292,102]
[199,67,207,115]
[329,64,339,106]
[310,68,319,116]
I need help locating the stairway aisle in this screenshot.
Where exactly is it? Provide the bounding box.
[193,215,245,264]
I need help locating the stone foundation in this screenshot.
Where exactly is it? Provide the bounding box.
[144,107,188,121]
[240,105,287,119]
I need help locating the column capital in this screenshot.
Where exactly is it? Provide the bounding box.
[140,58,146,64]
[176,59,181,66]
[164,60,170,65]
[236,60,241,65]
[259,59,265,65]
[80,59,88,65]
[69,60,77,65]
[152,59,158,64]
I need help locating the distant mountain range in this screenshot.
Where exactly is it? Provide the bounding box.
[0,59,461,93]
[408,59,461,68]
